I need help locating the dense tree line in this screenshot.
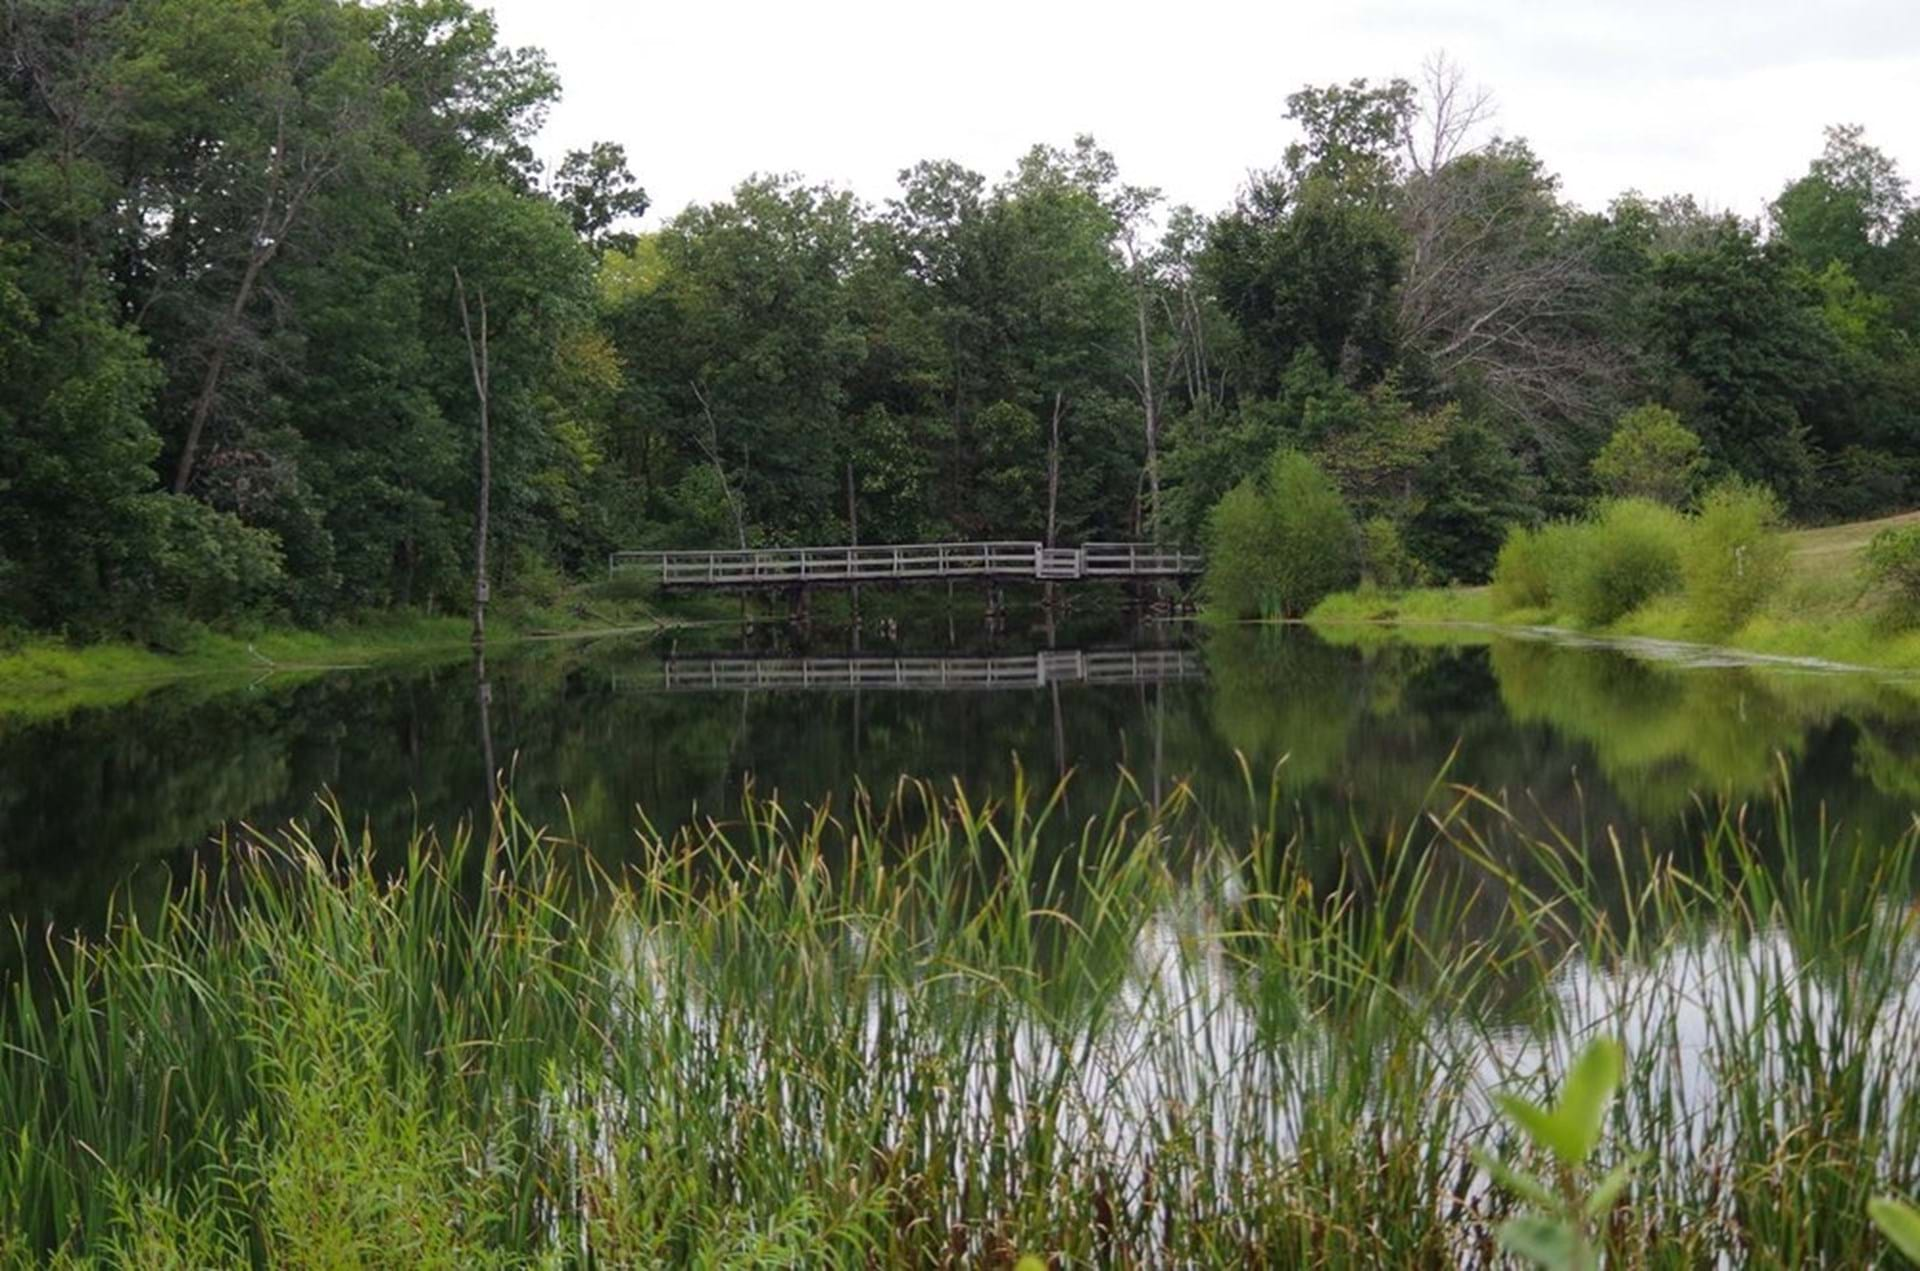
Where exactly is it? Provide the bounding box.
[4,17,1918,639]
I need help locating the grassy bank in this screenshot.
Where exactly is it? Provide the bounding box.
[1310,509,1920,672]
[2,774,1918,1265]
[0,571,1098,723]
[0,586,683,723]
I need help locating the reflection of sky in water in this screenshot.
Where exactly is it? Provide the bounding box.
[590,868,1920,1260]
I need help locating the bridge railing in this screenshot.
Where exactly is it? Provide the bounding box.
[608,540,1204,587]
[1082,541,1206,577]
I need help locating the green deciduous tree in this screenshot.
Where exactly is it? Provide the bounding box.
[1643,225,1841,508]
[1591,405,1706,506]
[1203,450,1357,618]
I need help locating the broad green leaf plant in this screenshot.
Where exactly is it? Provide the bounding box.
[1475,1037,1643,1271]
[1872,1196,1920,1263]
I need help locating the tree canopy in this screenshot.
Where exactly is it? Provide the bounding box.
[4,20,1918,638]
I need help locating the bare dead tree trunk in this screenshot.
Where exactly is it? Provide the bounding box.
[690,381,748,551]
[690,381,750,622]
[454,268,490,650]
[171,99,338,493]
[846,458,860,625]
[1046,391,1064,549]
[1045,391,1064,611]
[1133,283,1162,544]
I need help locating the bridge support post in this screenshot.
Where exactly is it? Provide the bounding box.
[788,585,811,625]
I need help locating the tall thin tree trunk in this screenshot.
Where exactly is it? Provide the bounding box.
[1046,391,1064,610]
[1134,283,1161,544]
[172,105,311,494]
[455,269,490,650]
[690,382,748,551]
[172,243,275,493]
[846,458,860,625]
[1046,391,1063,548]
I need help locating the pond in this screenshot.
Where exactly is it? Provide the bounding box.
[8,616,1920,1260]
[6,615,1919,939]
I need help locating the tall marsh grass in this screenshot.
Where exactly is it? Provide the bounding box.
[2,769,1918,1266]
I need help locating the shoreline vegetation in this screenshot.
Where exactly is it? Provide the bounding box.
[2,774,1917,1264]
[1308,508,1920,675]
[0,602,678,723]
[0,582,1143,723]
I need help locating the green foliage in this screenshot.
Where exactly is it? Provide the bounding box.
[4,16,1920,651]
[1490,521,1585,612]
[1771,124,1911,280]
[1681,479,1790,633]
[1203,450,1357,618]
[1308,376,1449,521]
[1861,524,1920,618]
[1201,481,1277,619]
[1642,224,1842,509]
[1559,499,1687,626]
[1207,171,1402,393]
[1591,404,1706,506]
[1475,1037,1639,1271]
[1358,516,1422,589]
[1871,1197,1920,1264]
[1407,416,1534,582]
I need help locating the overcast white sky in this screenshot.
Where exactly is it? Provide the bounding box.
[485,0,1920,226]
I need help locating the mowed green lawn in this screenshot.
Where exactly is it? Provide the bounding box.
[1786,508,1920,579]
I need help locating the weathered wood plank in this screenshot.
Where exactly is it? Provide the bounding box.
[608,541,1203,589]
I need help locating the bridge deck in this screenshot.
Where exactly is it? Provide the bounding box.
[609,541,1202,589]
[625,649,1201,693]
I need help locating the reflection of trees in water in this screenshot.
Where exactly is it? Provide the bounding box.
[1489,638,1920,831]
[9,625,1920,965]
[1490,641,1803,817]
[1203,625,1363,792]
[1852,719,1920,805]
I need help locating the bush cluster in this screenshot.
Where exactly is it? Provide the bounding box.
[1681,479,1790,634]
[1490,488,1784,631]
[1489,521,1584,613]
[1862,524,1920,615]
[1559,499,1689,626]
[1204,450,1358,618]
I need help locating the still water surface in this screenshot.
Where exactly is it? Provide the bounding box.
[5,618,1919,937]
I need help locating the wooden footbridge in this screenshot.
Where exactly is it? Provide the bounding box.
[625,648,1203,694]
[608,541,1203,591]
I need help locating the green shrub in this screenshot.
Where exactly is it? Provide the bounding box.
[134,495,286,624]
[1591,405,1705,507]
[1681,479,1789,635]
[1359,516,1423,590]
[1203,451,1357,618]
[1203,481,1275,618]
[1490,521,1585,613]
[1560,498,1686,626]
[503,545,568,609]
[1862,524,1920,619]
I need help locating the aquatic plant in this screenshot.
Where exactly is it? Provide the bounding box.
[0,768,1916,1264]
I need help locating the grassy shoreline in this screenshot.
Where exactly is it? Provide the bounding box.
[0,604,680,723]
[1309,509,1920,674]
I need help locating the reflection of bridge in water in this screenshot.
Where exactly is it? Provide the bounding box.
[627,649,1204,693]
